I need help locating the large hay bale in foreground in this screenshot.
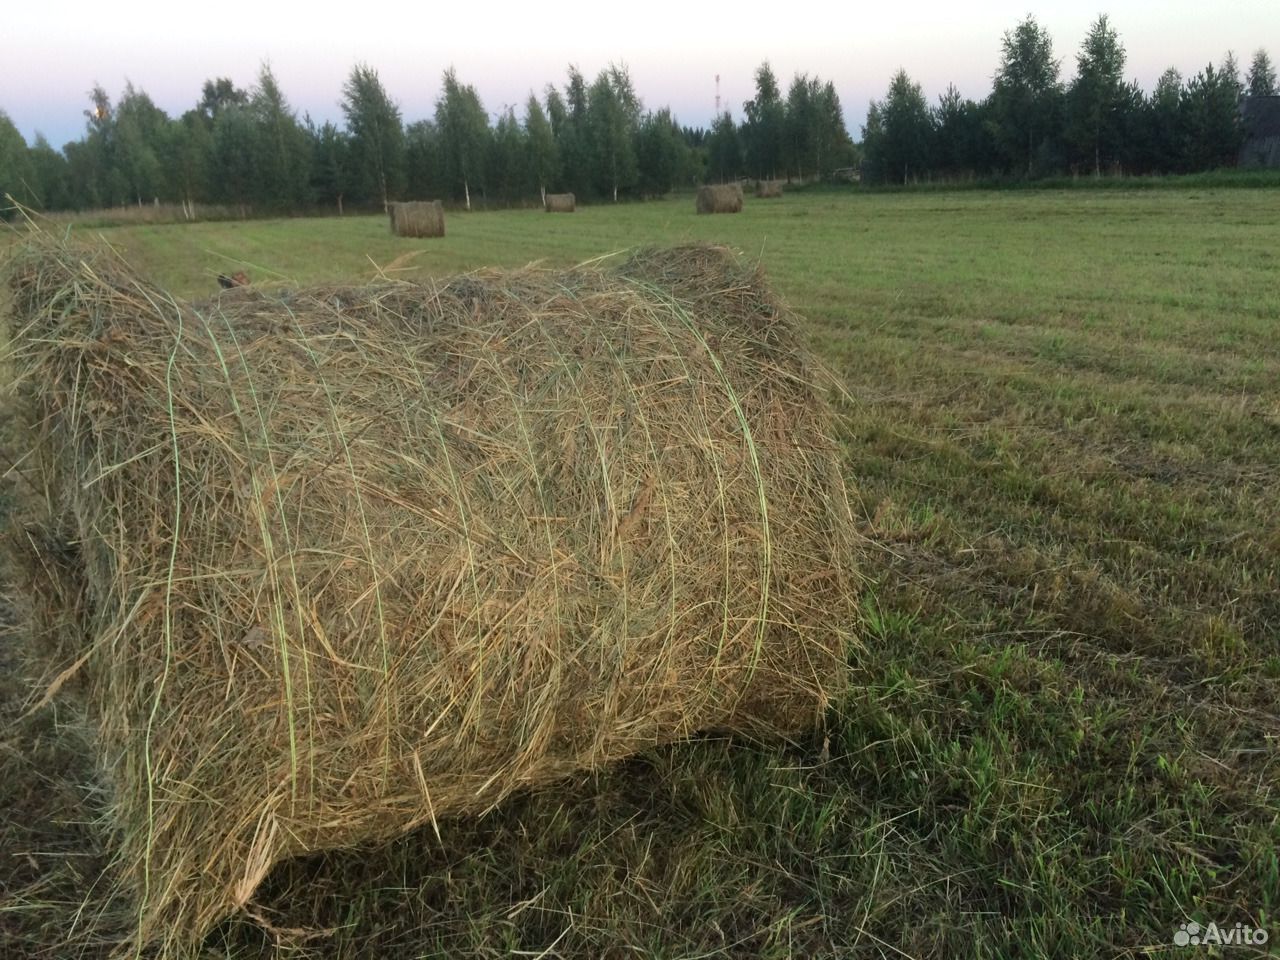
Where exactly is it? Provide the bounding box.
[544,192,575,212]
[756,179,784,198]
[389,199,445,237]
[696,183,744,214]
[4,241,857,954]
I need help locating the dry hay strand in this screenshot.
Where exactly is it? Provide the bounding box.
[388,200,445,238]
[373,249,427,278]
[3,238,859,956]
[696,183,744,214]
[544,192,576,213]
[756,180,784,198]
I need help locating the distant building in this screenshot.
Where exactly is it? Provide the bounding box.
[1239,96,1280,168]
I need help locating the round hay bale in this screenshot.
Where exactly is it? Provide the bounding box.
[544,192,576,212]
[756,180,784,198]
[389,199,445,238]
[4,239,858,954]
[696,183,744,214]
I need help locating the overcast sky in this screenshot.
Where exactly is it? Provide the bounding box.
[3,0,1277,148]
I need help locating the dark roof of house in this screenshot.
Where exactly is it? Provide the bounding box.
[1242,96,1280,140]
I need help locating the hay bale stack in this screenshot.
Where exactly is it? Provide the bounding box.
[544,192,576,212]
[388,200,445,237]
[756,180,784,198]
[4,240,857,955]
[696,183,744,214]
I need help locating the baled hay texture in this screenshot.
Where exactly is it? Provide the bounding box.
[5,241,858,955]
[544,192,576,212]
[756,180,784,198]
[389,199,445,238]
[696,183,744,214]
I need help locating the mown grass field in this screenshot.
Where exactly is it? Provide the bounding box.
[3,188,1279,958]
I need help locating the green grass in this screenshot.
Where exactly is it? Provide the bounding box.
[3,189,1279,958]
[853,168,1280,193]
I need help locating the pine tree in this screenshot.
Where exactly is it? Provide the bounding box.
[707,111,742,182]
[1220,51,1244,101]
[812,80,852,178]
[1182,61,1244,170]
[783,74,815,180]
[636,108,682,196]
[308,118,348,213]
[557,67,594,194]
[932,85,969,176]
[488,106,528,205]
[1146,68,1186,172]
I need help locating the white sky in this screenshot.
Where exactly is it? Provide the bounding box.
[3,0,1277,147]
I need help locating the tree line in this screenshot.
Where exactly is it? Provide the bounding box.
[861,15,1277,184]
[0,61,853,216]
[3,16,1273,216]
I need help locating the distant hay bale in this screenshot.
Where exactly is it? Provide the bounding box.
[756,180,783,198]
[544,192,576,212]
[4,239,857,956]
[389,200,445,238]
[696,183,744,214]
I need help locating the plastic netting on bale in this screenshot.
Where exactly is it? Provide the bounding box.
[4,240,858,955]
